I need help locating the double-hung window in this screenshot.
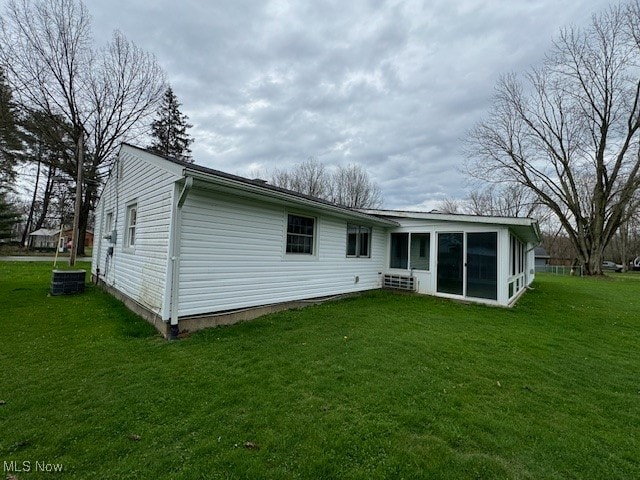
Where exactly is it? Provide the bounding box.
[286,214,315,254]
[105,212,113,238]
[126,204,137,248]
[346,225,371,258]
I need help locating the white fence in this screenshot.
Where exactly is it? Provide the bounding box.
[536,265,584,276]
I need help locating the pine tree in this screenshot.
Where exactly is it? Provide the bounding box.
[0,67,21,189]
[148,87,194,162]
[0,191,19,240]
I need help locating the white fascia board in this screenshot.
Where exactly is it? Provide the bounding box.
[362,208,541,244]
[119,144,185,178]
[183,168,399,227]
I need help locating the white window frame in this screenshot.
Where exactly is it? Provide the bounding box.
[285,212,316,256]
[411,232,431,271]
[105,211,113,239]
[346,224,371,258]
[125,203,137,250]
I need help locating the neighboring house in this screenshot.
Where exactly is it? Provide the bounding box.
[534,246,551,270]
[92,144,541,337]
[29,228,94,251]
[28,228,61,249]
[60,229,94,249]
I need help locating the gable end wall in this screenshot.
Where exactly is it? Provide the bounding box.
[92,149,179,317]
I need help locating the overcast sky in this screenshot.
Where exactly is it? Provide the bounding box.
[83,0,613,210]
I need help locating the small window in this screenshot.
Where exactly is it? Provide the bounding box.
[346,225,371,258]
[105,212,113,237]
[286,214,315,254]
[126,204,137,248]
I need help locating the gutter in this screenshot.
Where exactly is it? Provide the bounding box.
[183,168,399,227]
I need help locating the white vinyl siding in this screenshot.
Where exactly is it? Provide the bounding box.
[91,147,181,316]
[177,187,386,316]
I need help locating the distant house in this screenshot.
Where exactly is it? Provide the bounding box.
[92,144,541,337]
[60,229,94,249]
[28,228,94,251]
[28,228,60,249]
[534,246,551,269]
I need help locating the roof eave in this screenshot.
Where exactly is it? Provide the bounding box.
[182,168,399,227]
[361,208,541,243]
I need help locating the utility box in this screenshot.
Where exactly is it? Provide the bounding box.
[50,270,86,295]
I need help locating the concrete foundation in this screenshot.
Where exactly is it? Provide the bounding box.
[93,274,360,338]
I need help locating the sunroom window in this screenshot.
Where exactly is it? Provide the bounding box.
[390,233,409,269]
[410,233,430,270]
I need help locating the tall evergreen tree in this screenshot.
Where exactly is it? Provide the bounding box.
[148,87,194,162]
[0,67,21,240]
[0,67,21,189]
[0,191,19,240]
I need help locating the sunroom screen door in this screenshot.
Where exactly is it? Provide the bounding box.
[466,232,498,300]
[436,233,464,295]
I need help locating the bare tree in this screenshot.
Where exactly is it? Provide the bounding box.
[466,3,640,275]
[270,157,330,198]
[436,184,544,218]
[0,0,166,261]
[270,158,383,209]
[436,198,463,214]
[330,164,383,209]
[467,184,541,218]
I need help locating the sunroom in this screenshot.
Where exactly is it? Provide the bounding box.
[362,210,541,307]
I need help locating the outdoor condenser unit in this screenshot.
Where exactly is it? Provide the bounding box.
[50,270,86,295]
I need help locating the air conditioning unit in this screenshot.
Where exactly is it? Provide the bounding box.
[383,274,416,291]
[50,270,86,295]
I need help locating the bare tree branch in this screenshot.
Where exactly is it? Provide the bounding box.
[465,2,640,274]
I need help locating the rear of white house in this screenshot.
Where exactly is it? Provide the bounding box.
[92,144,540,337]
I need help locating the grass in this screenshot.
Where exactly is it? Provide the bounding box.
[1,262,639,479]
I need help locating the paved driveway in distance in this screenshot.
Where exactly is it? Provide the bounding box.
[0,256,92,262]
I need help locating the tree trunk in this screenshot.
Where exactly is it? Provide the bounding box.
[621,218,629,272]
[76,173,97,257]
[32,164,56,231]
[21,156,41,247]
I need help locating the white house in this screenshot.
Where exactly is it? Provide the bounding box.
[92,144,541,337]
[28,228,61,249]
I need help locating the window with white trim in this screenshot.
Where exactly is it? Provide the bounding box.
[509,234,525,276]
[126,204,137,248]
[410,233,430,270]
[105,212,113,238]
[346,225,371,258]
[286,214,315,254]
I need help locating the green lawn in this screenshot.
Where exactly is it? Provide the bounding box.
[1,262,639,479]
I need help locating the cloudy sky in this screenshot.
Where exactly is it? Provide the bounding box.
[84,0,612,210]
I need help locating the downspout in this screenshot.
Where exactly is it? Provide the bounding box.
[168,176,193,339]
[94,195,105,280]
